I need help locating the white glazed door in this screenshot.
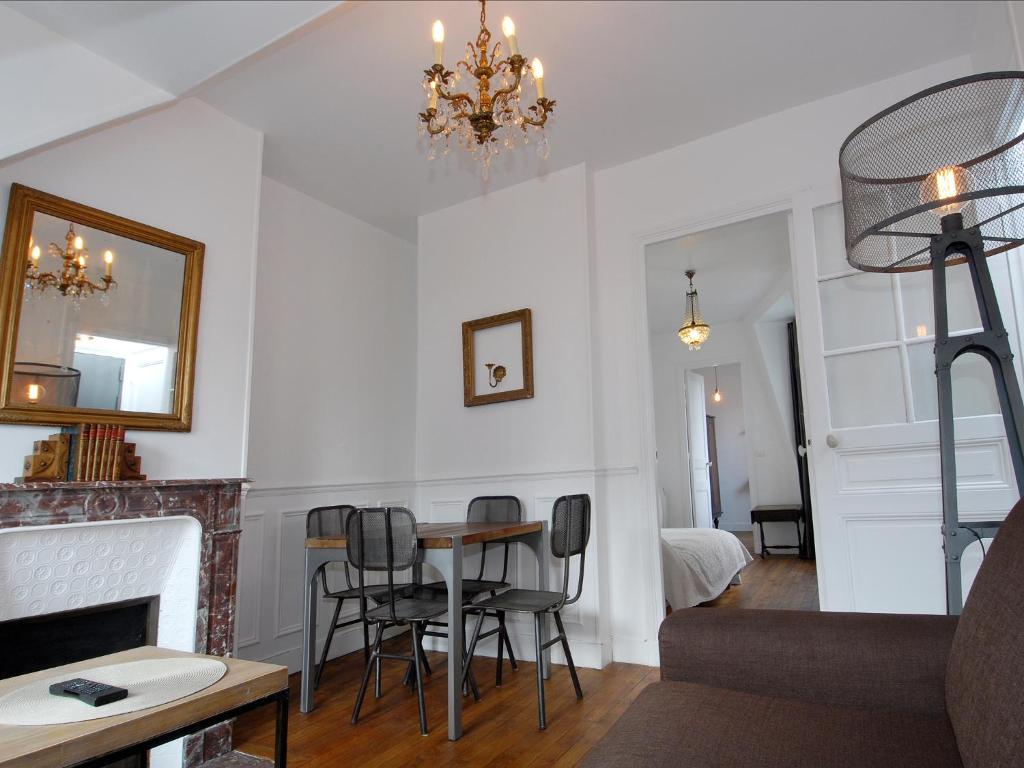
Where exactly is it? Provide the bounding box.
[791,189,1023,613]
[685,370,714,529]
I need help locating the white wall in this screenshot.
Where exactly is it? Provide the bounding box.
[0,98,263,480]
[415,164,594,481]
[238,177,418,670]
[414,164,607,669]
[0,6,172,162]
[697,364,751,532]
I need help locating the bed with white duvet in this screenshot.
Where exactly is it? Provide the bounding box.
[660,527,753,609]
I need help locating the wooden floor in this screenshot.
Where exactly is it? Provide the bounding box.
[234,533,817,766]
[699,531,819,611]
[233,642,658,767]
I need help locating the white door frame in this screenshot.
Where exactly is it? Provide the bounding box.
[631,189,825,644]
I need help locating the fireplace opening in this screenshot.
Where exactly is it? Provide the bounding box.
[0,596,159,680]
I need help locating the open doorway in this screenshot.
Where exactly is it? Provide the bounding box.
[645,210,818,613]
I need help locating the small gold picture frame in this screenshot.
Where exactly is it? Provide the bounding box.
[462,308,534,407]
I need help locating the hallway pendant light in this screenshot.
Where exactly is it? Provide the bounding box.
[678,270,711,350]
[712,366,723,402]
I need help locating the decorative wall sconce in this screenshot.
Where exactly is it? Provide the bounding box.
[485,362,507,388]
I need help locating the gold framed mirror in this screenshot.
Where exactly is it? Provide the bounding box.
[0,184,204,431]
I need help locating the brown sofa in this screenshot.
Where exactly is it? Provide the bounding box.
[582,499,1024,767]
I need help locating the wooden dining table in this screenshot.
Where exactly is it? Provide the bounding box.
[301,519,550,740]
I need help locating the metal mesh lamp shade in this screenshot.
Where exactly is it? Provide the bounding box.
[678,270,711,350]
[839,71,1024,615]
[841,72,1024,271]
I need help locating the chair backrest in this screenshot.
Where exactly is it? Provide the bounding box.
[307,504,357,591]
[551,494,591,609]
[467,496,522,582]
[345,507,417,622]
[945,497,1024,767]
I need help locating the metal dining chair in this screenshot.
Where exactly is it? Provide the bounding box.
[461,494,591,729]
[347,507,450,735]
[307,504,402,690]
[417,495,522,685]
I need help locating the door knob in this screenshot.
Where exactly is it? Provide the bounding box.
[796,444,807,457]
[825,434,839,449]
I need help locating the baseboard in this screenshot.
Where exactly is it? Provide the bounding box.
[420,625,606,670]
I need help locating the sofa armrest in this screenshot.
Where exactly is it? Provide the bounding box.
[660,608,957,717]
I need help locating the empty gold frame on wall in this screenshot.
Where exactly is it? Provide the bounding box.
[462,308,533,407]
[0,184,205,431]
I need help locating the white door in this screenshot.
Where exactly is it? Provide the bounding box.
[685,370,714,529]
[791,189,1023,613]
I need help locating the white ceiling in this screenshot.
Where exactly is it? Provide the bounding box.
[3,1,341,94]
[645,211,792,334]
[9,1,989,241]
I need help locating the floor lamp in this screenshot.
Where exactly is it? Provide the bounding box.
[838,71,1024,614]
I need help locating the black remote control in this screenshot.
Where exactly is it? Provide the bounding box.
[49,678,128,706]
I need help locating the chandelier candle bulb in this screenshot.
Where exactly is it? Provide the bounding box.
[30,245,40,263]
[104,250,114,278]
[502,16,519,55]
[532,58,544,99]
[73,235,83,251]
[432,20,445,64]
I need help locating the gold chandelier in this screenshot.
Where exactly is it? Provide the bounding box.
[25,223,116,301]
[419,0,556,178]
[678,270,710,350]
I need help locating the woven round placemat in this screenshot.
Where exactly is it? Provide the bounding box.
[0,657,227,726]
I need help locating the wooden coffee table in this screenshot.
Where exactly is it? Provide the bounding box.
[0,646,288,768]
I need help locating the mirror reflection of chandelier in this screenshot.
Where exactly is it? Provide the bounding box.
[24,223,116,301]
[678,270,710,351]
[419,0,556,178]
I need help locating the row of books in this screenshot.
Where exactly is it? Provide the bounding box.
[74,424,125,481]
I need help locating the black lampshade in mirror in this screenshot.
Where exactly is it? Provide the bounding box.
[11,362,80,407]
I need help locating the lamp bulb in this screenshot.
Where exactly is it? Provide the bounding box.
[713,389,722,403]
[922,165,970,215]
[432,20,445,43]
[531,57,543,79]
[31,245,40,262]
[104,250,114,264]
[73,235,84,251]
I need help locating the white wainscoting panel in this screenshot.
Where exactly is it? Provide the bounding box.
[235,481,416,671]
[236,512,264,649]
[837,440,1009,494]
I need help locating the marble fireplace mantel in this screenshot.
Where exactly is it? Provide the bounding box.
[0,478,247,766]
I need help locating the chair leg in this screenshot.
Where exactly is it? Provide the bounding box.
[554,611,583,700]
[362,614,370,665]
[500,610,518,670]
[411,623,429,735]
[352,622,384,725]
[374,627,384,699]
[759,521,767,559]
[495,612,505,687]
[314,597,344,690]
[461,610,487,698]
[534,612,547,730]
[419,632,432,676]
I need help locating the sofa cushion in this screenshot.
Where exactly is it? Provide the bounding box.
[581,681,962,768]
[946,497,1024,768]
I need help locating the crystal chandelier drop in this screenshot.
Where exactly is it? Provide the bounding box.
[418,0,556,179]
[24,223,116,301]
[678,270,710,350]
